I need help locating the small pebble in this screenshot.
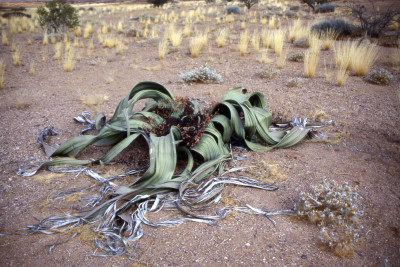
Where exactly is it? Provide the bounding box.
[301,254,307,259]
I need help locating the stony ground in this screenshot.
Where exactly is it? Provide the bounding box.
[0,0,399,266]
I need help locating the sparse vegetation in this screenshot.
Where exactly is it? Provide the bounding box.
[158,39,168,60]
[336,66,347,86]
[295,179,363,257]
[365,68,393,85]
[286,77,303,87]
[179,66,222,84]
[216,28,228,47]
[12,46,21,66]
[2,31,8,46]
[350,0,400,37]
[304,49,319,78]
[37,0,79,33]
[0,60,5,89]
[63,48,75,72]
[288,52,305,62]
[258,66,280,79]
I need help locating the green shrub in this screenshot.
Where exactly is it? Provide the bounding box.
[147,0,169,8]
[37,0,79,33]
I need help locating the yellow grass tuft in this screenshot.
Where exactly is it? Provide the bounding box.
[215,28,228,48]
[74,26,82,37]
[276,52,287,69]
[83,23,92,39]
[116,39,126,55]
[12,46,20,66]
[63,48,75,72]
[143,62,164,71]
[189,31,208,58]
[393,45,400,69]
[2,31,8,46]
[251,30,260,52]
[102,24,108,34]
[272,30,285,56]
[304,49,319,78]
[29,61,35,76]
[308,34,321,54]
[336,66,347,86]
[261,29,273,48]
[11,42,17,52]
[257,49,271,64]
[80,93,109,113]
[350,41,378,76]
[269,16,276,29]
[158,39,168,60]
[117,21,123,31]
[320,29,338,51]
[43,31,49,45]
[0,60,5,89]
[390,21,399,31]
[169,28,183,47]
[183,24,191,38]
[238,30,250,56]
[241,21,246,30]
[335,40,378,76]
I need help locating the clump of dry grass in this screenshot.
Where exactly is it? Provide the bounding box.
[304,49,319,78]
[2,31,8,46]
[158,39,168,60]
[80,93,109,113]
[74,26,82,37]
[251,30,260,52]
[63,48,75,72]
[215,28,228,48]
[350,42,378,76]
[335,40,378,76]
[189,31,208,58]
[336,66,347,86]
[272,30,285,56]
[261,29,273,48]
[276,52,287,69]
[12,46,20,66]
[29,61,35,76]
[320,29,338,51]
[393,45,400,70]
[258,49,271,64]
[183,24,191,38]
[43,31,49,46]
[238,30,250,56]
[169,28,183,47]
[83,23,92,39]
[0,60,5,90]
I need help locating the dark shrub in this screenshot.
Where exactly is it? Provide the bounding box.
[311,19,358,38]
[315,3,335,13]
[225,5,242,14]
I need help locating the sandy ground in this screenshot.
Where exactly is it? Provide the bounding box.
[0,0,399,266]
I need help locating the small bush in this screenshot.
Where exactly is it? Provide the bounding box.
[288,52,305,62]
[295,179,363,257]
[286,77,303,87]
[365,68,393,85]
[315,3,335,13]
[289,5,301,11]
[258,66,280,79]
[284,10,298,18]
[225,6,242,15]
[311,19,358,38]
[37,0,79,33]
[293,36,309,48]
[147,0,169,7]
[240,0,259,11]
[179,66,222,84]
[350,0,400,37]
